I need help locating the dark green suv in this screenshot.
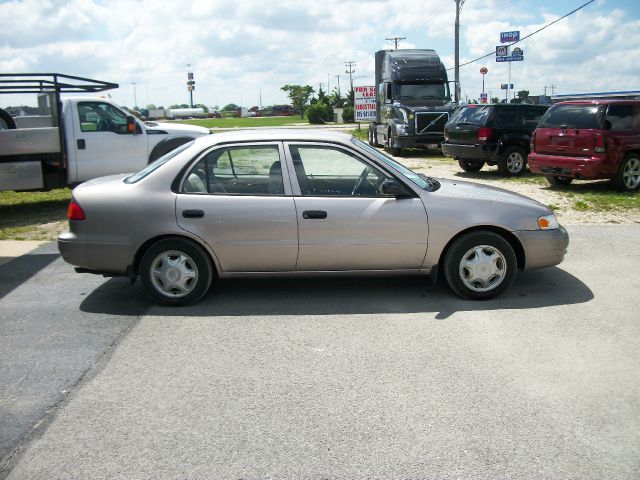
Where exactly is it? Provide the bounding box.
[442,103,548,176]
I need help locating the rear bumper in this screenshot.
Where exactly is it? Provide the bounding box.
[514,225,569,270]
[58,231,132,275]
[441,142,497,161]
[528,153,608,179]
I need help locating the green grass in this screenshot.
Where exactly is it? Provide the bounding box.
[569,191,640,211]
[347,128,368,141]
[173,116,308,129]
[0,188,71,240]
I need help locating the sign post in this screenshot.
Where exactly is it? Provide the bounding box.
[498,31,521,102]
[480,67,488,97]
[354,86,377,124]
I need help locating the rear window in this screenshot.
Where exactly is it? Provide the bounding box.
[448,105,492,125]
[539,104,604,129]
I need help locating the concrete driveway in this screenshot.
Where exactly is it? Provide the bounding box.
[1,225,639,479]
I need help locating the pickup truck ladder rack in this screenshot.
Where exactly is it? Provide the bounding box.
[0,73,118,94]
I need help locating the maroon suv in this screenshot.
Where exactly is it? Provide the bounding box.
[529,100,640,191]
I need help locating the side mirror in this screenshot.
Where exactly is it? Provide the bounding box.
[126,115,137,134]
[381,179,412,198]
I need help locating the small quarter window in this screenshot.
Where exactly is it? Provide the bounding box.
[605,105,634,130]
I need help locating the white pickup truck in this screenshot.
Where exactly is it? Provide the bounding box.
[0,73,210,191]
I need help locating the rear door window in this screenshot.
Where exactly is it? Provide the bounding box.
[539,104,604,129]
[491,108,521,127]
[605,105,634,130]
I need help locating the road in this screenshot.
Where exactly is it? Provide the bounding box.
[1,225,639,479]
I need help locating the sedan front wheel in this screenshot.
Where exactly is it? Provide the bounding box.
[444,231,517,300]
[140,238,213,305]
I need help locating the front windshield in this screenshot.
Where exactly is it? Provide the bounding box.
[398,83,448,101]
[124,140,194,183]
[352,138,434,190]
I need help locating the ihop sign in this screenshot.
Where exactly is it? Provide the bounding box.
[500,31,520,43]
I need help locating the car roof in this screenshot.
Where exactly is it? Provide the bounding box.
[191,128,356,148]
[555,99,640,106]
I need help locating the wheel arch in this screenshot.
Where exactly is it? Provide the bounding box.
[148,136,195,163]
[133,233,220,276]
[437,225,526,273]
[497,137,530,156]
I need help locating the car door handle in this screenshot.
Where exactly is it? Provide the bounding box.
[182,209,204,219]
[77,139,86,150]
[302,210,327,219]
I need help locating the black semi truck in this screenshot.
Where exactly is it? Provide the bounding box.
[367,49,458,155]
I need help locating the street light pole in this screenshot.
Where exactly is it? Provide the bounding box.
[131,82,137,109]
[454,0,465,103]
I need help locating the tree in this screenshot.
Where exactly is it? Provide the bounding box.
[281,84,314,119]
[517,90,530,101]
[194,103,209,113]
[491,97,500,104]
[329,88,345,108]
[307,102,334,124]
[222,103,239,112]
[145,103,157,110]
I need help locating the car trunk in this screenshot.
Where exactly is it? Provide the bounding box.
[534,127,598,157]
[534,104,604,157]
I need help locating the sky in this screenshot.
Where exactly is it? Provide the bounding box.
[1,0,639,109]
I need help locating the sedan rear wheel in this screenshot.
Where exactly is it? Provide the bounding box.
[497,146,526,176]
[444,231,517,300]
[613,154,640,192]
[140,238,213,305]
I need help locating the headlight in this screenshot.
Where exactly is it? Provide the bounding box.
[537,214,559,230]
[395,123,407,135]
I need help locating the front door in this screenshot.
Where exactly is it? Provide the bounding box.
[73,101,148,181]
[285,143,429,271]
[176,142,298,273]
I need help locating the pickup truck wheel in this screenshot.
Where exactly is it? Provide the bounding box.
[497,146,526,176]
[0,108,16,130]
[545,175,573,187]
[458,159,485,172]
[612,154,640,192]
[140,238,213,306]
[444,231,517,300]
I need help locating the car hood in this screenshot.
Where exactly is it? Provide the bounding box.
[434,177,549,211]
[145,122,210,135]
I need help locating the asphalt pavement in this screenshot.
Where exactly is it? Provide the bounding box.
[1,225,639,479]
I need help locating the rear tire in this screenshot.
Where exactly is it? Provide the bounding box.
[140,238,213,306]
[458,159,485,172]
[0,108,16,130]
[372,126,381,147]
[444,231,517,300]
[612,154,640,192]
[497,146,527,176]
[545,175,573,187]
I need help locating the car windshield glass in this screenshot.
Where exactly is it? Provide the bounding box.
[124,141,194,183]
[448,105,491,125]
[398,83,447,101]
[351,138,439,191]
[539,104,604,129]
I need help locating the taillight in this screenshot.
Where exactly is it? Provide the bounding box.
[594,134,606,153]
[478,127,492,142]
[67,200,85,220]
[530,130,537,153]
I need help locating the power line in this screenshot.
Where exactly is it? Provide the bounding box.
[447,0,596,71]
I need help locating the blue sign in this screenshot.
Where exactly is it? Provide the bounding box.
[496,55,524,62]
[500,84,514,90]
[500,31,520,43]
[496,46,508,57]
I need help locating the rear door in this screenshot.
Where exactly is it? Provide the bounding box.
[176,142,299,272]
[534,104,604,157]
[285,142,429,271]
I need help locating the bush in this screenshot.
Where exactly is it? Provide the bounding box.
[306,102,334,124]
[342,105,354,123]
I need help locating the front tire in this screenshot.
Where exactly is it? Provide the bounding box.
[140,238,213,306]
[612,154,640,192]
[0,108,16,130]
[444,231,517,300]
[497,146,527,176]
[386,130,402,156]
[458,159,485,172]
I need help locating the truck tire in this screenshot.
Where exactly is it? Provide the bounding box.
[369,124,381,147]
[0,108,16,130]
[148,136,194,163]
[386,129,402,156]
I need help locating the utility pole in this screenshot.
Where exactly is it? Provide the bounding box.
[334,74,342,96]
[454,0,465,103]
[327,73,330,94]
[345,61,356,93]
[186,63,194,107]
[130,82,137,109]
[551,84,556,95]
[385,36,406,49]
[317,82,324,93]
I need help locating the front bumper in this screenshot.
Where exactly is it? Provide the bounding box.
[528,153,608,180]
[394,134,444,148]
[514,225,569,270]
[58,231,133,275]
[441,142,497,161]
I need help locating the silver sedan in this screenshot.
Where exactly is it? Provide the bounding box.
[58,129,569,305]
